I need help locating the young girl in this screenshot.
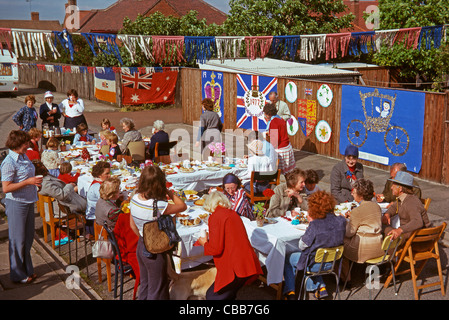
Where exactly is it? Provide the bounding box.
[101,118,117,135]
[58,161,81,185]
[73,123,96,146]
[26,127,42,161]
[41,137,61,177]
[304,169,321,196]
[107,133,122,160]
[98,130,110,147]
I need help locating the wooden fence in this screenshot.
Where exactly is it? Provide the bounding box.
[180,67,449,185]
[18,63,449,185]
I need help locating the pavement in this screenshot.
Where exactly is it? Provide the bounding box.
[0,84,448,301]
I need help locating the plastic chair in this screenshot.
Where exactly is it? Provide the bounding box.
[421,198,431,211]
[103,222,136,300]
[57,202,89,276]
[298,245,344,300]
[127,141,146,162]
[384,222,447,300]
[154,141,177,164]
[245,169,281,205]
[342,235,403,300]
[37,194,67,250]
[94,222,112,292]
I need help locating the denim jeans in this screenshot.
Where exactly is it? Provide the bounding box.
[283,251,332,294]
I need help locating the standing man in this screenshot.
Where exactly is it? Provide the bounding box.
[269,91,291,121]
[382,171,430,240]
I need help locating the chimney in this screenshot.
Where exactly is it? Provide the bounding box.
[31,12,39,21]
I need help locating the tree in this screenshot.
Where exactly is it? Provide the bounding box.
[372,0,449,91]
[223,0,354,36]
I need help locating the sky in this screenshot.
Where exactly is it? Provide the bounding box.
[0,0,231,23]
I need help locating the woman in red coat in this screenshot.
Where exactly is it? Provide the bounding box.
[197,191,262,300]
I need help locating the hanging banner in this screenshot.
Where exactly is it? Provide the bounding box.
[202,70,224,123]
[340,85,425,173]
[236,73,277,130]
[297,99,317,137]
[94,68,116,103]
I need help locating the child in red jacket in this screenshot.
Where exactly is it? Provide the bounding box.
[58,162,81,184]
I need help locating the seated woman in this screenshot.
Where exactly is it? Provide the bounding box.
[220,173,254,220]
[41,137,60,177]
[341,179,384,283]
[73,123,96,146]
[95,177,125,229]
[148,120,170,161]
[330,145,364,203]
[283,190,346,300]
[197,191,262,300]
[242,139,274,194]
[32,160,86,215]
[129,165,187,300]
[119,118,142,154]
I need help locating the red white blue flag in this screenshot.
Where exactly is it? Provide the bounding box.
[236,74,277,130]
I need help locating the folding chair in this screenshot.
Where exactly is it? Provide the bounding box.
[154,141,177,164]
[342,235,403,300]
[94,222,112,292]
[37,194,67,250]
[421,198,431,211]
[298,245,344,300]
[127,141,146,162]
[103,222,137,300]
[245,169,281,205]
[384,222,447,300]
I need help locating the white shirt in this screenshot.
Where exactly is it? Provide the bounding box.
[59,98,85,117]
[129,194,168,237]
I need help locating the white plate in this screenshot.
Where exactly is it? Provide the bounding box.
[378,202,389,209]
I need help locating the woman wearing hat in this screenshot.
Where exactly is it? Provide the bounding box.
[330,145,364,203]
[39,91,62,128]
[382,171,430,240]
[242,139,275,194]
[220,173,254,220]
[59,89,87,129]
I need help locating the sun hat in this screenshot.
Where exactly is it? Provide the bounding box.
[344,145,359,157]
[44,91,54,99]
[247,140,264,156]
[388,170,417,188]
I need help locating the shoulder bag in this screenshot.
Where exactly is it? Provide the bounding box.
[142,200,177,254]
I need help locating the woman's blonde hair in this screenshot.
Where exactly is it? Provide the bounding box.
[203,191,232,213]
[99,177,121,200]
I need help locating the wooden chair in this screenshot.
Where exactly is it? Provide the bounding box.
[154,141,177,164]
[94,222,112,292]
[384,222,447,300]
[421,197,431,211]
[245,169,281,205]
[117,155,132,165]
[37,194,66,250]
[128,141,146,162]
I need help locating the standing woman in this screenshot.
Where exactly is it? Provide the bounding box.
[12,95,38,132]
[39,91,61,128]
[59,89,87,129]
[197,191,263,300]
[1,130,43,283]
[195,98,223,158]
[129,165,187,300]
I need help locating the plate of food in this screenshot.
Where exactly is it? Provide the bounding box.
[184,190,198,195]
[185,194,200,201]
[179,167,195,173]
[179,217,202,227]
[221,165,231,170]
[264,218,278,224]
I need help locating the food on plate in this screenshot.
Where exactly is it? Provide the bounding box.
[184,190,198,195]
[194,198,205,206]
[185,194,199,201]
[179,167,194,173]
[179,217,201,226]
[176,213,189,218]
[221,165,231,170]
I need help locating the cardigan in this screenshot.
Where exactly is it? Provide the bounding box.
[12,105,38,132]
[266,183,308,218]
[204,206,262,292]
[39,102,62,127]
[267,116,290,149]
[330,160,364,203]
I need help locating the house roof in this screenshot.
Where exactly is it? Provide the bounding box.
[77,0,227,33]
[0,20,62,32]
[199,58,361,83]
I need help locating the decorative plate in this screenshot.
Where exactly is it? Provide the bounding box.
[285,81,298,103]
[315,120,332,143]
[317,84,333,108]
[286,115,299,136]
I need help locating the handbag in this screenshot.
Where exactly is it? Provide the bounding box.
[142,200,177,254]
[92,227,114,259]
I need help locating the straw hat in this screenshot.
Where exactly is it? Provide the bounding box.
[247,140,264,156]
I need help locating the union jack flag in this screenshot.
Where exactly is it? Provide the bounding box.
[305,88,313,95]
[121,69,153,90]
[236,74,277,130]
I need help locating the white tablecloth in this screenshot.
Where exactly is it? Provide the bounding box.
[241,216,306,285]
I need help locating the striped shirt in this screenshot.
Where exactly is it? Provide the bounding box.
[1,150,38,203]
[129,194,168,237]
